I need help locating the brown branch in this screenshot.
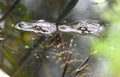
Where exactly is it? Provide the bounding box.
[61,39,73,77]
[73,56,90,77]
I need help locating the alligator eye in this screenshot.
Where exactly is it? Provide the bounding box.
[33,25,42,30]
[77,27,87,31]
[33,25,48,32]
[77,27,90,34]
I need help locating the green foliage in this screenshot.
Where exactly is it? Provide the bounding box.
[13,4,32,22]
[92,0,120,77]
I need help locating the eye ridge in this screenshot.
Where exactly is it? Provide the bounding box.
[33,25,48,32]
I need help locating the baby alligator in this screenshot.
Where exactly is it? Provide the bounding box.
[58,20,104,36]
[15,20,56,36]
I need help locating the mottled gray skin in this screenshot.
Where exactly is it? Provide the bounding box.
[15,20,104,36]
[58,20,104,36]
[15,20,57,36]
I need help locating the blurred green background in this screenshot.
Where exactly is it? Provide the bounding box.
[92,0,120,77]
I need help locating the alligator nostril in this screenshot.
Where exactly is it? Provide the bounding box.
[60,26,66,30]
[18,23,24,28]
[59,25,68,30]
[17,22,28,28]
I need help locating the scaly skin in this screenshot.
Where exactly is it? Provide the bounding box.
[58,20,104,36]
[15,19,56,36]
